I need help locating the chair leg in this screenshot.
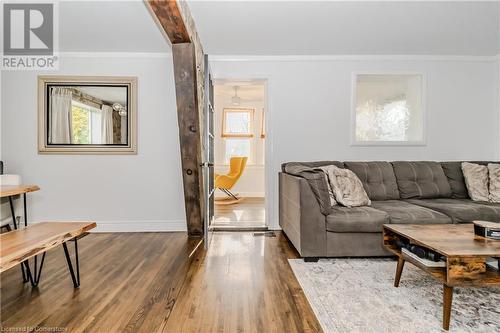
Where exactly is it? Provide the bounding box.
[225,189,239,200]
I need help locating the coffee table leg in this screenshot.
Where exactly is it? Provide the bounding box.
[443,284,453,331]
[394,257,405,287]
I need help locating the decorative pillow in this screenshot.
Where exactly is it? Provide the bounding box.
[320,165,371,208]
[488,163,500,203]
[317,167,338,206]
[462,162,489,202]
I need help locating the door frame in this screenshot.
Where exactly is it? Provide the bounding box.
[212,77,274,229]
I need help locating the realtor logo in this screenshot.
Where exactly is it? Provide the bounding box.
[2,2,58,70]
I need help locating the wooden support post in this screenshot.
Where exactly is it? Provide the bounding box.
[171,43,204,236]
[145,0,206,237]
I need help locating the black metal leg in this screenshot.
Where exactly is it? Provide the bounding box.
[74,239,80,283]
[21,263,28,283]
[23,261,33,284]
[63,240,80,288]
[23,252,46,287]
[225,189,239,200]
[23,193,28,227]
[8,197,17,230]
[8,196,28,282]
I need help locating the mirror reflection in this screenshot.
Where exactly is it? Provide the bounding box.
[47,85,128,145]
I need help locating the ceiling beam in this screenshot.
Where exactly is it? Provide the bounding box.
[145,0,206,238]
[145,0,190,44]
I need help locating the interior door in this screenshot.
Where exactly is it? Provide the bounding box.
[203,54,215,249]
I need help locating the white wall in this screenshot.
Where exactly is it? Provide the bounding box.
[1,53,186,232]
[214,91,265,197]
[210,56,499,229]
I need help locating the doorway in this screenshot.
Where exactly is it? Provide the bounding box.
[212,79,267,230]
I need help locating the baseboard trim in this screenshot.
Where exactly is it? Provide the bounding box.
[28,220,187,233]
[94,220,187,232]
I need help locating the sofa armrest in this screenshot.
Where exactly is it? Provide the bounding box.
[279,172,327,257]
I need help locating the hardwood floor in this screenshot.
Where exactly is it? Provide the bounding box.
[1,232,321,332]
[213,197,266,229]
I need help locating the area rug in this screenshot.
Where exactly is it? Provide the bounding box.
[288,259,500,333]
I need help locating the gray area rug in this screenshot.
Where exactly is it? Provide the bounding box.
[289,259,500,333]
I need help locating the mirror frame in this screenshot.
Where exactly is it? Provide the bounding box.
[38,75,138,154]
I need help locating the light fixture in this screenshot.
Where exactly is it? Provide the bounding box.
[231,86,241,106]
[112,103,127,117]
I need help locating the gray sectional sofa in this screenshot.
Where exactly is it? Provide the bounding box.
[279,161,500,260]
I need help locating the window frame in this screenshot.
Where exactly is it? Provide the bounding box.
[350,72,427,147]
[221,108,255,138]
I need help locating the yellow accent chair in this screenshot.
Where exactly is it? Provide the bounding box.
[215,156,248,200]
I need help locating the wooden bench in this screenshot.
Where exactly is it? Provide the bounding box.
[0,222,96,288]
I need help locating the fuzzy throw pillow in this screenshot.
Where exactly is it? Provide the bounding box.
[487,163,500,203]
[461,162,489,202]
[320,165,371,207]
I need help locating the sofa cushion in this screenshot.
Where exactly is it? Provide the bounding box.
[406,199,500,223]
[392,161,452,199]
[282,161,343,173]
[441,162,469,199]
[344,162,400,200]
[371,200,452,225]
[326,206,389,233]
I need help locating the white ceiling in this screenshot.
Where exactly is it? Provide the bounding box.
[59,0,170,52]
[215,83,265,102]
[189,1,500,56]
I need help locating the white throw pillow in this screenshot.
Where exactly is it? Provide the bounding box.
[462,162,489,202]
[488,163,500,203]
[318,166,338,207]
[320,165,371,207]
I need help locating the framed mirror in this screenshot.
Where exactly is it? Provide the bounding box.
[38,76,137,154]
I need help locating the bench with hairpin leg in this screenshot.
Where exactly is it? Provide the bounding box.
[0,222,96,288]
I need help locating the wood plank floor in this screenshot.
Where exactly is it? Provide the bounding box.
[1,232,321,332]
[213,197,266,229]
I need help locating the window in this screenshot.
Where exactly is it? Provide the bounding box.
[353,74,424,145]
[222,108,254,138]
[71,101,102,144]
[224,138,251,164]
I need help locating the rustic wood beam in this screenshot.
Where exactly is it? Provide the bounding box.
[171,43,204,236]
[145,0,206,237]
[145,0,190,44]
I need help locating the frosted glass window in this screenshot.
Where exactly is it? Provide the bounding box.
[354,74,424,144]
[225,139,251,163]
[222,108,254,137]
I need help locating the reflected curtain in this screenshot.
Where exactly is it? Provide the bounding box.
[101,105,114,144]
[49,88,73,144]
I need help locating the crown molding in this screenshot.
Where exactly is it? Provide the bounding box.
[209,54,499,63]
[59,52,172,58]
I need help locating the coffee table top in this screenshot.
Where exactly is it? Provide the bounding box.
[383,224,500,257]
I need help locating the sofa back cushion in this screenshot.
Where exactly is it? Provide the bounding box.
[440,162,469,199]
[440,161,492,199]
[392,161,452,199]
[282,161,343,173]
[344,162,400,200]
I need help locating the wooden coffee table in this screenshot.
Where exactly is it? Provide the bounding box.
[383,224,500,331]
